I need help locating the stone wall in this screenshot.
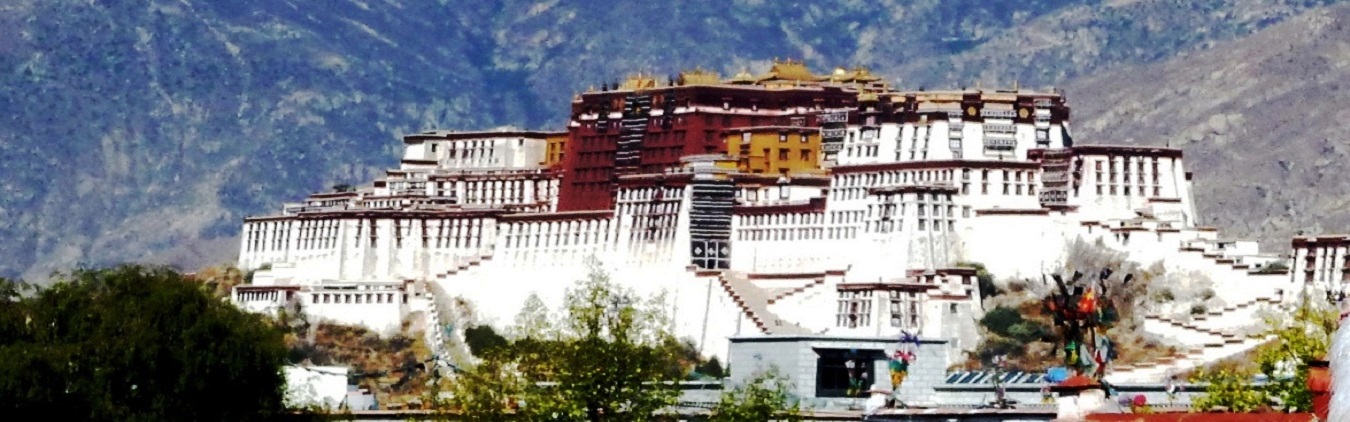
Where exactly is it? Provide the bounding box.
[728,336,948,409]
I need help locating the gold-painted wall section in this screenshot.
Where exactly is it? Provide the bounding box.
[544,133,568,168]
[723,127,823,176]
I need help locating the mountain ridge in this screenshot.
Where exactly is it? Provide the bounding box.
[1,0,1344,280]
[1068,1,1350,248]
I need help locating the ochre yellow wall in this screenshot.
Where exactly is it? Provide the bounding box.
[724,128,822,176]
[544,133,568,168]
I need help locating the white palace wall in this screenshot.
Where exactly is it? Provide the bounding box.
[958,211,1072,280]
[241,215,500,284]
[236,129,1293,372]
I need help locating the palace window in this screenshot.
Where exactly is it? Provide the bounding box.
[889,290,922,329]
[815,348,883,398]
[836,290,873,328]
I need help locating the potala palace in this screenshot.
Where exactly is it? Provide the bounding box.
[233,60,1338,406]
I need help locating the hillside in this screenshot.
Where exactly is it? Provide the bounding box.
[0,0,1341,280]
[0,0,521,280]
[1068,1,1350,248]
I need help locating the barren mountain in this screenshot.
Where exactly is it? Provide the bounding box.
[1068,1,1350,248]
[0,0,1342,280]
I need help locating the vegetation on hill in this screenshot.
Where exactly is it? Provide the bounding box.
[1190,294,1337,413]
[963,240,1185,371]
[432,260,743,420]
[190,264,441,408]
[710,367,802,422]
[0,265,290,420]
[1,0,1340,281]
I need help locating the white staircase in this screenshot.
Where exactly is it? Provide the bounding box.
[1107,295,1288,383]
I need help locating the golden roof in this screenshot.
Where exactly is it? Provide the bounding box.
[727,68,757,84]
[827,66,882,83]
[755,58,822,82]
[619,73,658,90]
[678,67,722,86]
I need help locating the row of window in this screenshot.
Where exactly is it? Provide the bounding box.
[736,226,862,242]
[427,139,506,162]
[966,181,1037,196]
[574,149,618,167]
[310,292,405,305]
[867,202,971,219]
[837,290,930,330]
[246,220,340,252]
[837,169,962,188]
[1091,185,1162,197]
[452,179,549,204]
[393,221,485,250]
[737,212,823,227]
[618,187,683,202]
[236,290,288,302]
[623,200,680,217]
[503,229,611,249]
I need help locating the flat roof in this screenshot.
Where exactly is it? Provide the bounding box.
[404,129,565,142]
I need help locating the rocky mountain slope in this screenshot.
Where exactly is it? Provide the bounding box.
[0,0,1342,280]
[1068,1,1350,248]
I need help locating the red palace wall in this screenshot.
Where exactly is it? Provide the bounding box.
[557,85,856,211]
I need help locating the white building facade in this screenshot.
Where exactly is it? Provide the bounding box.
[233,90,1297,388]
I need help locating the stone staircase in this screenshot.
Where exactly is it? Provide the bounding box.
[719,272,811,335]
[1106,336,1274,384]
[1176,295,1281,331]
[419,281,455,366]
[1177,239,1288,276]
[1109,295,1287,383]
[767,278,826,305]
[432,254,493,282]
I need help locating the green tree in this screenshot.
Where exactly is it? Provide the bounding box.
[445,358,529,422]
[697,356,726,379]
[0,265,290,421]
[710,367,802,422]
[511,293,553,341]
[465,325,511,359]
[190,265,249,300]
[1189,367,1266,412]
[522,259,682,421]
[1192,293,1337,412]
[447,258,683,421]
